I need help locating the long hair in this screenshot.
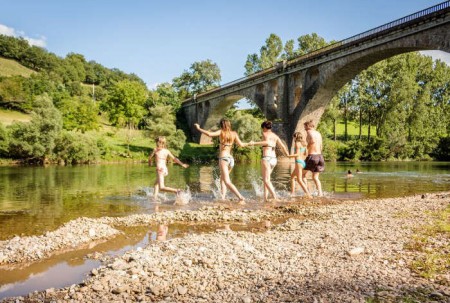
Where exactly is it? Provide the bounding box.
[219,118,232,145]
[155,136,167,148]
[293,132,305,144]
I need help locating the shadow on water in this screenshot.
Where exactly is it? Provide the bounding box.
[0,219,288,300]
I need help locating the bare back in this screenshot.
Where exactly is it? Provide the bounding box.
[306,129,323,155]
[261,132,279,157]
[219,131,238,157]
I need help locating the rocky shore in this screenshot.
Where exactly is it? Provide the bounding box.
[1,192,449,302]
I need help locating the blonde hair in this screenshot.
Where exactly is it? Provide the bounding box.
[219,118,232,145]
[293,132,306,146]
[155,136,167,148]
[304,120,315,128]
[293,132,304,143]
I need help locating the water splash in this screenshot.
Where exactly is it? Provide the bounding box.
[174,187,192,205]
[212,177,222,200]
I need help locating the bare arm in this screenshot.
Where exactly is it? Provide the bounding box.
[277,138,289,156]
[249,140,270,147]
[167,151,189,168]
[194,123,221,137]
[234,132,248,147]
[148,149,156,166]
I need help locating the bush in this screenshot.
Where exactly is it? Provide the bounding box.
[0,123,9,157]
[322,138,340,162]
[54,131,100,164]
[433,136,450,161]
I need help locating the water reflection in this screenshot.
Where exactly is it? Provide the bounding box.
[0,162,449,240]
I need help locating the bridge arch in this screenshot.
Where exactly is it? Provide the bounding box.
[182,2,450,148]
[292,23,450,137]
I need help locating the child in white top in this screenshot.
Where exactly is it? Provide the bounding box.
[149,136,189,200]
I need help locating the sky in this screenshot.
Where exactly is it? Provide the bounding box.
[0,0,449,90]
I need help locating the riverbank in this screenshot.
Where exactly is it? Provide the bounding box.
[1,192,449,302]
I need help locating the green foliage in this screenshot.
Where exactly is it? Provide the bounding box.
[172,59,221,96]
[244,33,334,76]
[0,123,8,156]
[147,82,181,110]
[338,140,362,161]
[101,80,147,127]
[433,137,450,161]
[57,96,99,132]
[54,131,100,164]
[321,138,341,162]
[144,104,186,155]
[231,111,262,142]
[0,57,35,77]
[318,52,450,161]
[7,95,62,162]
[296,33,330,56]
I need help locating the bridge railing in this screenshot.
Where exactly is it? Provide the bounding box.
[182,0,450,105]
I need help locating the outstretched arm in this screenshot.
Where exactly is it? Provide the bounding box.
[194,123,221,137]
[248,140,269,147]
[277,138,289,156]
[234,132,248,147]
[167,151,189,168]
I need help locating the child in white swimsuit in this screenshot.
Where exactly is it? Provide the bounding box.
[149,136,189,200]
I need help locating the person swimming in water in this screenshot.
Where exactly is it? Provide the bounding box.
[149,136,189,200]
[194,118,249,204]
[288,132,311,197]
[249,121,289,202]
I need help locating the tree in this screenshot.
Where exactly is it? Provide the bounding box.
[101,80,148,128]
[244,33,333,76]
[7,94,62,162]
[144,104,186,155]
[244,34,284,76]
[296,33,330,56]
[0,123,8,157]
[147,83,181,110]
[58,96,99,132]
[172,59,221,96]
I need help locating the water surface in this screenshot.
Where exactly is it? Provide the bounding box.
[0,161,449,240]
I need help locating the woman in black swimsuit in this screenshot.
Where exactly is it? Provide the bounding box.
[194,119,248,204]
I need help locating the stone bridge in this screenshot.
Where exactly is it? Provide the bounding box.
[181,1,450,147]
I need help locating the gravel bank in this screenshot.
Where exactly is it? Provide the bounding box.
[2,192,449,302]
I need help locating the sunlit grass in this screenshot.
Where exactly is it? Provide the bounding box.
[0,108,31,125]
[0,57,35,77]
[405,205,450,279]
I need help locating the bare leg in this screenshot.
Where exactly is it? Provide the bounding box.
[290,166,298,195]
[220,160,244,202]
[153,180,160,200]
[295,165,311,197]
[261,160,277,202]
[312,172,323,196]
[156,172,179,195]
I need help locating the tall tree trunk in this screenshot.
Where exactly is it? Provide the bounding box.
[344,99,348,141]
[359,105,362,141]
[333,118,336,141]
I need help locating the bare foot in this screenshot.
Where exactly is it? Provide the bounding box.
[238,198,246,205]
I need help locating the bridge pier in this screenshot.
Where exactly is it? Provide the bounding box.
[181,2,450,151]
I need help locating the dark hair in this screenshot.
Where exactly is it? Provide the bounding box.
[261,121,272,129]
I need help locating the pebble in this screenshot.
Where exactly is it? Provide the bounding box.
[1,193,449,303]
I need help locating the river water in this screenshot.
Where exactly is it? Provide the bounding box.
[0,161,449,299]
[0,161,449,241]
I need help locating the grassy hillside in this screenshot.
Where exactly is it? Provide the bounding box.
[0,57,35,77]
[335,120,376,137]
[0,109,31,125]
